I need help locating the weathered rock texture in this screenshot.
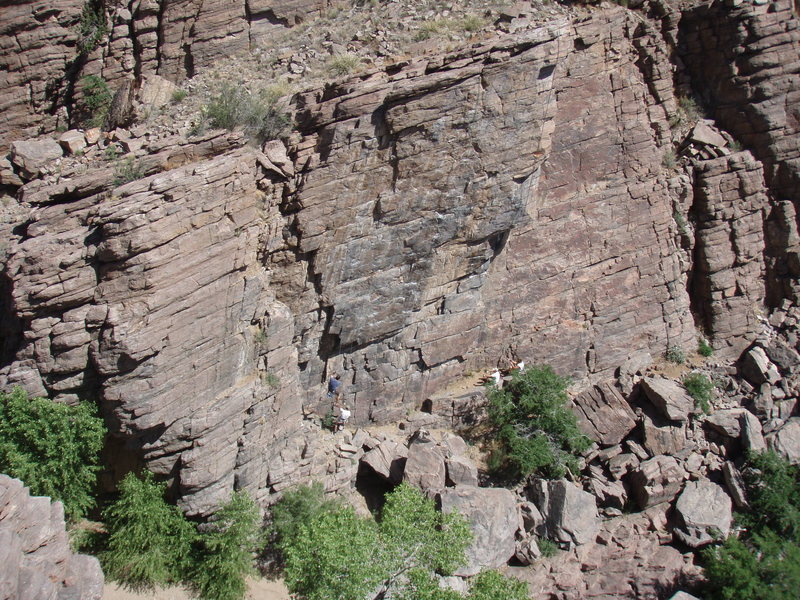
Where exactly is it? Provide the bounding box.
[0,0,341,152]
[0,0,797,519]
[680,0,800,303]
[0,475,103,600]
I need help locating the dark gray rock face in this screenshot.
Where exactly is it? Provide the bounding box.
[0,475,103,600]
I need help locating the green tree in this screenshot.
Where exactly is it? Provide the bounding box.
[282,505,384,600]
[378,483,472,596]
[103,471,194,590]
[269,482,339,553]
[0,387,105,520]
[702,452,800,600]
[739,451,800,538]
[487,366,590,480]
[278,483,473,600]
[191,491,263,600]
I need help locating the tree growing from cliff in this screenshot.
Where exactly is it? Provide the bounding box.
[0,387,105,520]
[486,365,591,481]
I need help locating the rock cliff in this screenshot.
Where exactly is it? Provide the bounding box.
[2,1,800,598]
[0,0,797,544]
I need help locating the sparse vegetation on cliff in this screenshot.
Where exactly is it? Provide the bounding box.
[0,387,105,520]
[77,0,108,55]
[202,83,291,143]
[486,366,591,481]
[81,74,112,128]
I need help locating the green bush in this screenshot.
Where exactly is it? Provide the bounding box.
[487,366,591,481]
[171,89,189,104]
[701,452,800,600]
[279,483,471,600]
[191,491,263,600]
[102,472,194,590]
[698,338,714,357]
[468,570,529,600]
[326,53,362,77]
[665,344,686,364]
[113,156,145,185]
[81,75,112,128]
[537,537,559,558]
[77,0,108,55]
[269,482,340,553]
[0,387,105,520]
[205,83,291,143]
[739,451,800,538]
[682,372,714,414]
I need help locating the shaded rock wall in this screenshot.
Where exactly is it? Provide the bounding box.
[680,0,800,301]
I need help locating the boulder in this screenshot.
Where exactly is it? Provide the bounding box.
[58,130,87,155]
[360,440,407,484]
[673,481,732,548]
[0,475,103,599]
[688,120,729,148]
[642,417,687,456]
[765,338,800,370]
[587,475,627,509]
[630,455,685,509]
[608,453,639,480]
[514,535,541,565]
[571,382,637,446]
[518,501,544,534]
[722,461,748,509]
[705,409,746,439]
[439,486,518,576]
[740,411,767,453]
[403,432,446,492]
[641,377,694,422]
[446,455,479,487]
[10,138,63,179]
[530,479,600,547]
[740,346,780,386]
[765,417,800,464]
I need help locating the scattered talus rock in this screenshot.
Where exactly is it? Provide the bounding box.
[672,480,732,548]
[0,475,103,600]
[571,382,637,446]
[641,377,694,422]
[630,455,686,509]
[517,506,701,599]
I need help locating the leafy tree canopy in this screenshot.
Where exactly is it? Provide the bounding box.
[0,387,105,520]
[487,365,590,480]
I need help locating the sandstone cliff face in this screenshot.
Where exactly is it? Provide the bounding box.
[0,0,797,517]
[0,0,333,152]
[0,475,103,600]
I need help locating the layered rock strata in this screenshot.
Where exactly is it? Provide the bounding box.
[0,1,795,517]
[0,475,103,600]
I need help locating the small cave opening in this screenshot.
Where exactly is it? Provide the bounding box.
[355,462,395,516]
